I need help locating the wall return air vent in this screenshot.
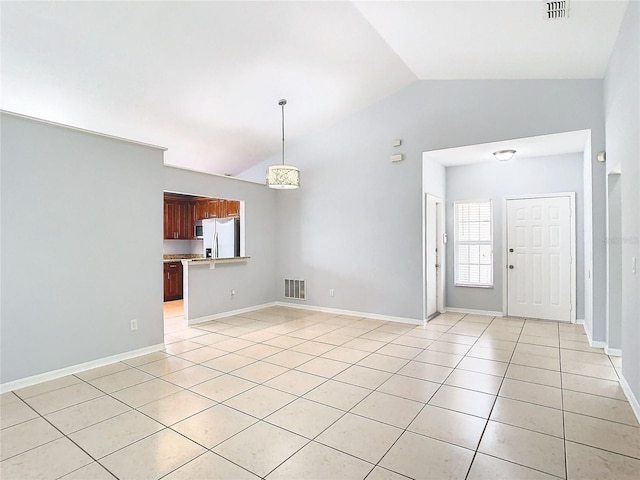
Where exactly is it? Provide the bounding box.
[544,1,569,19]
[284,279,306,300]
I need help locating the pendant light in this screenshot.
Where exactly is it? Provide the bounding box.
[266,99,300,189]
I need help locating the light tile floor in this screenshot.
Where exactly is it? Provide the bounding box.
[1,304,639,479]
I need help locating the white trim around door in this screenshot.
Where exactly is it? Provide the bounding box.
[424,193,446,321]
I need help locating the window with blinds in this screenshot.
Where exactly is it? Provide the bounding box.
[454,200,493,287]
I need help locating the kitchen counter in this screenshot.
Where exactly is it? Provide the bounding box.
[181,256,250,269]
[163,254,204,263]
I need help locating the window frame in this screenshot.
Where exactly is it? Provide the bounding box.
[453,199,494,288]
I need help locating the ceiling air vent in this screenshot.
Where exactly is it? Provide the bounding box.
[284,279,306,300]
[544,1,569,19]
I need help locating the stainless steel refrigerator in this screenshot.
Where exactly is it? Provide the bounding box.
[202,217,240,258]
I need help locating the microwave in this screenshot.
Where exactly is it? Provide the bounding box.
[194,221,204,239]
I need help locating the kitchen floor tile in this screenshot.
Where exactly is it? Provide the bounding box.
[58,462,117,480]
[429,384,496,418]
[138,390,215,426]
[232,361,289,383]
[564,411,640,458]
[202,352,256,372]
[164,452,259,480]
[5,307,640,480]
[505,364,561,388]
[14,375,82,400]
[264,350,315,368]
[304,379,372,411]
[110,378,183,407]
[224,385,296,419]
[563,389,639,426]
[457,357,509,376]
[265,398,344,439]
[264,369,327,396]
[498,377,562,409]
[44,395,131,434]
[87,368,154,393]
[561,372,627,401]
[356,353,409,373]
[467,453,559,479]
[379,430,474,480]
[100,428,206,480]
[408,404,487,450]
[267,441,374,480]
[0,437,93,480]
[333,365,392,389]
[565,440,640,480]
[22,382,103,415]
[69,410,164,458]
[351,391,423,428]
[161,364,222,388]
[0,417,62,461]
[444,369,503,395]
[190,374,256,402]
[490,397,564,437]
[172,404,257,448]
[295,357,351,378]
[478,421,566,478]
[212,421,308,477]
[316,413,402,463]
[397,360,453,383]
[377,374,440,403]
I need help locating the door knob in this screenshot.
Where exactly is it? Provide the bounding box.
[509,265,514,269]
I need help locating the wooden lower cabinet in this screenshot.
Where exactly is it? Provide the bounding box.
[163,261,183,301]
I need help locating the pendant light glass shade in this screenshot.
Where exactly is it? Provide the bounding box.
[266,164,300,189]
[267,99,300,189]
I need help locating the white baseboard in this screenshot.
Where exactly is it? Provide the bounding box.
[275,301,423,325]
[619,374,640,424]
[443,307,504,317]
[0,343,165,394]
[188,302,278,326]
[605,347,622,356]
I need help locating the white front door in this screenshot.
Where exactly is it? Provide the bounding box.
[506,196,573,321]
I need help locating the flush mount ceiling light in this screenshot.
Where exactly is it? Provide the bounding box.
[493,149,516,161]
[266,99,300,189]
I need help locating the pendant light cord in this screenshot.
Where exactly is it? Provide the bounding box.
[279,99,287,166]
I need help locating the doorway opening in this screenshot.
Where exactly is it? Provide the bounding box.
[424,194,446,320]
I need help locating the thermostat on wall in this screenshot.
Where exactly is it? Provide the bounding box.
[391,154,403,162]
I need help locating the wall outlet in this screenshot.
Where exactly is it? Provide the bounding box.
[231,289,236,297]
[130,319,138,331]
[329,288,334,297]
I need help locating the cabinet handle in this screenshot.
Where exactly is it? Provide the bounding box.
[167,272,169,279]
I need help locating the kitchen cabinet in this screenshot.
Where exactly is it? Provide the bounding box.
[163,261,183,301]
[226,200,240,218]
[164,198,194,239]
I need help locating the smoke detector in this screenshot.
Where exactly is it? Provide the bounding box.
[544,1,570,19]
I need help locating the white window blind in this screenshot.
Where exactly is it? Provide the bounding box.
[454,200,493,287]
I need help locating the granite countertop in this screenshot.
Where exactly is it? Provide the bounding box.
[163,254,204,262]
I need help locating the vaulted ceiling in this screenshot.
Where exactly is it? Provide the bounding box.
[0,1,628,175]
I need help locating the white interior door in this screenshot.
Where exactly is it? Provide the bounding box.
[506,196,573,321]
[425,195,441,318]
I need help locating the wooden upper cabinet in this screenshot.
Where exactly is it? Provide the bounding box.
[226,200,240,218]
[164,198,194,239]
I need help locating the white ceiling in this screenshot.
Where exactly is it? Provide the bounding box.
[0,1,628,175]
[423,129,591,166]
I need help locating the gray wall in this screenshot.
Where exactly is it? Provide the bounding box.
[445,153,584,317]
[604,1,639,403]
[264,80,605,323]
[1,113,165,384]
[164,167,278,321]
